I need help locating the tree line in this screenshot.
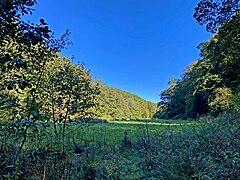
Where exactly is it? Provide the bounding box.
[154,0,240,119]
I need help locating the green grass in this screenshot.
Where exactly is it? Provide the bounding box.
[66,119,195,145]
[2,114,240,179]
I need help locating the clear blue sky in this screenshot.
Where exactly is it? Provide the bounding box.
[28,0,211,102]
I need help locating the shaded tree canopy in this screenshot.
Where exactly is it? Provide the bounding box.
[155,10,240,119]
[194,0,240,32]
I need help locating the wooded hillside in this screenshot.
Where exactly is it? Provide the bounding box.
[95,86,157,120]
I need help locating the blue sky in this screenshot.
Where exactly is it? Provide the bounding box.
[28,0,211,102]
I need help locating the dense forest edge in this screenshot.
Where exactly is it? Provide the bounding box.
[0,0,240,179]
[153,6,240,120]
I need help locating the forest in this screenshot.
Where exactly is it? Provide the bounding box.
[0,0,240,179]
[96,86,157,120]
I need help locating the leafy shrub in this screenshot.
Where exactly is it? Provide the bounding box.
[231,92,240,111]
[208,87,233,116]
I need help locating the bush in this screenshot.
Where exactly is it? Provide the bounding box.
[231,93,240,111]
[208,87,233,116]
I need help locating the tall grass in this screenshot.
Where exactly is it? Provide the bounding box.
[0,113,239,179]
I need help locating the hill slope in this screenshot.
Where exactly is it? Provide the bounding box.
[95,86,157,120]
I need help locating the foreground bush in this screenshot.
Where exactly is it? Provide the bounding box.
[135,112,240,179]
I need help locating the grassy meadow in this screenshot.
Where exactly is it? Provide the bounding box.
[65,119,195,145]
[1,114,240,179]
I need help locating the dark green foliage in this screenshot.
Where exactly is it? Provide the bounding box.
[154,63,209,119]
[194,0,240,33]
[0,0,100,178]
[155,9,240,119]
[0,1,63,173]
[95,86,157,120]
[231,92,240,110]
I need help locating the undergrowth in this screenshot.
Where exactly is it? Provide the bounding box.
[0,112,239,179]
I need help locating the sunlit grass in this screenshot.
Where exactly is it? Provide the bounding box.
[65,119,196,145]
[110,119,194,126]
